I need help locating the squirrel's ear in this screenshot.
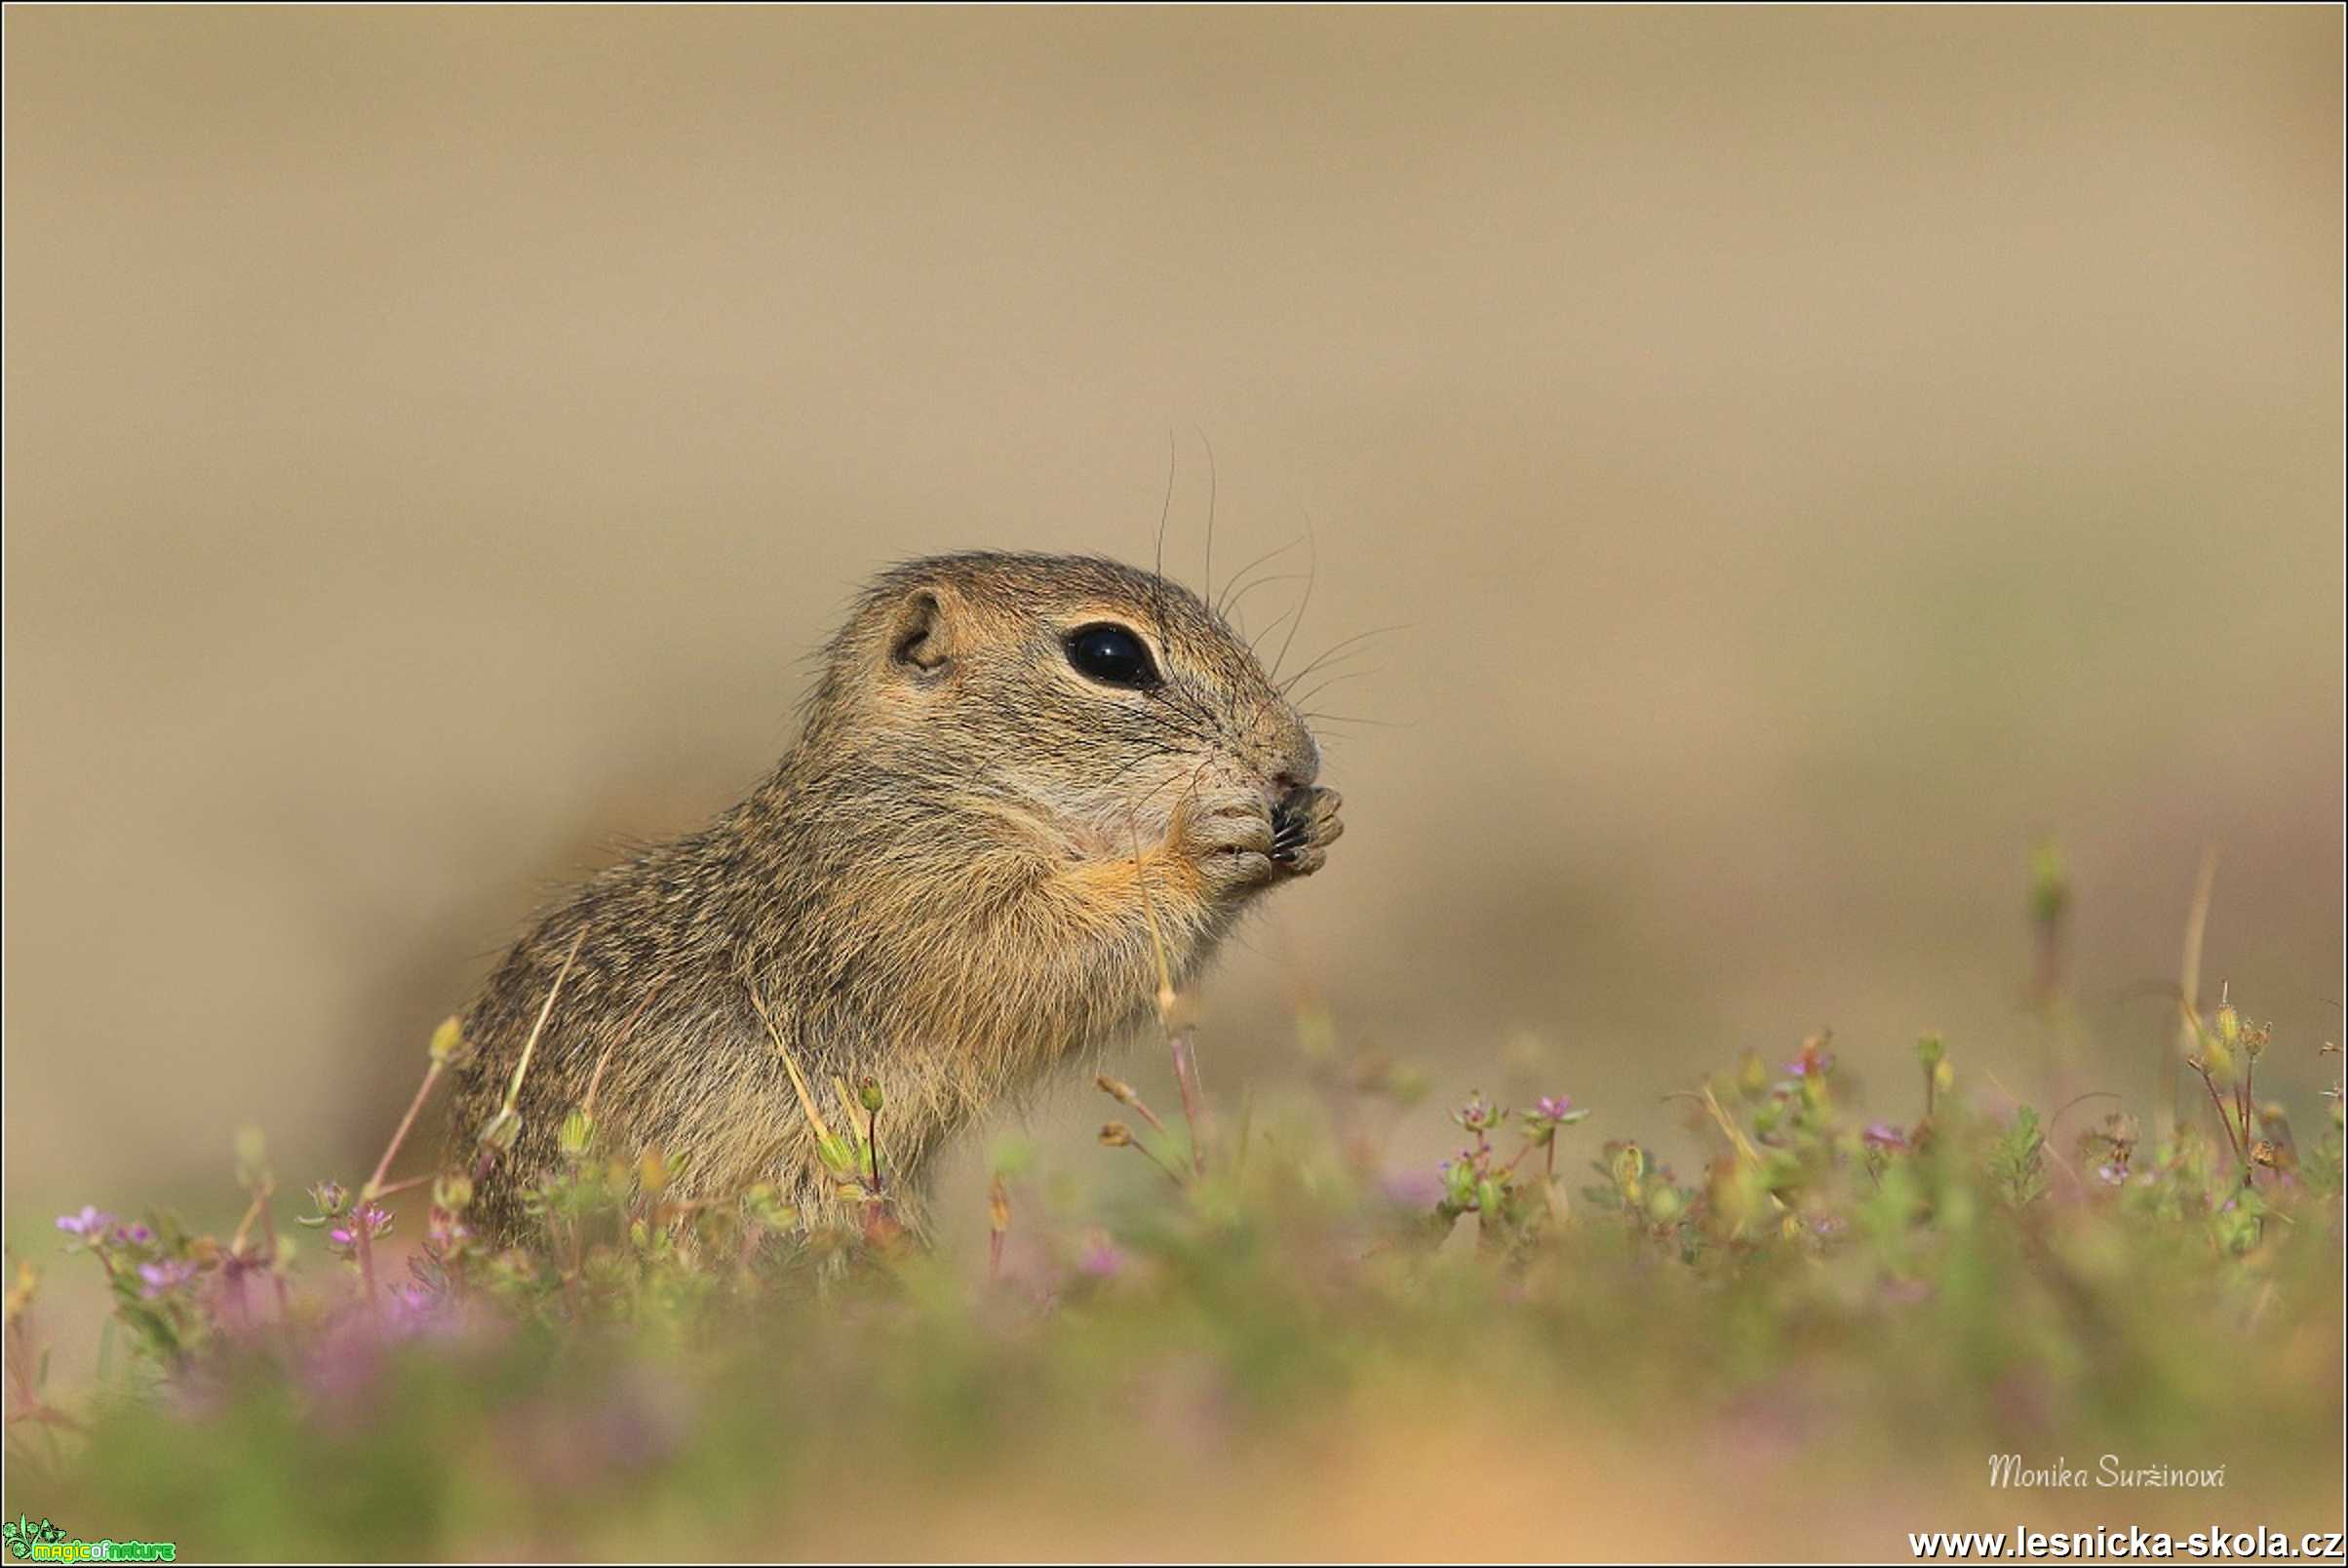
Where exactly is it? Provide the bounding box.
[886,585,963,675]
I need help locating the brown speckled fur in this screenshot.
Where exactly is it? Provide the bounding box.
[449,552,1341,1238]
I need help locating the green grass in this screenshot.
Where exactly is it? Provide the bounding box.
[5,969,2342,1560]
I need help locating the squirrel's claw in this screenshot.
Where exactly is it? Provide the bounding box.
[1270,786,1343,878]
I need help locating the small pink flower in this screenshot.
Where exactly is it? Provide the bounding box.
[327,1203,393,1256]
[137,1259,195,1297]
[1453,1093,1504,1133]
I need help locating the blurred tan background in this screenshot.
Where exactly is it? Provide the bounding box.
[5,8,2341,1232]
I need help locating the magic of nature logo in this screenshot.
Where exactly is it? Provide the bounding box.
[3,1514,177,1563]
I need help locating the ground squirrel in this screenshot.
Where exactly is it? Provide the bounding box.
[450,551,1343,1236]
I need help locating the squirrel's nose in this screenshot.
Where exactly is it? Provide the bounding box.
[1270,728,1321,794]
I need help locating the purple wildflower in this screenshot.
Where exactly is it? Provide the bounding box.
[328,1202,393,1253]
[137,1259,196,1298]
[1862,1122,1909,1152]
[1076,1235,1126,1278]
[1453,1093,1503,1134]
[56,1205,115,1239]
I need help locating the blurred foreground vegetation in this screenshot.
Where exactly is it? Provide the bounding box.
[6,970,2342,1560]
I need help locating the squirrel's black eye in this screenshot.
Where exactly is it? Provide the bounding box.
[1064,623,1160,689]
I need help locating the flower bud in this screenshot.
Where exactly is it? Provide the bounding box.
[742,1184,797,1231]
[1610,1143,1647,1199]
[1442,1159,1476,1209]
[2200,1034,2236,1081]
[988,1173,1011,1235]
[427,1015,467,1065]
[6,1258,41,1322]
[477,1108,523,1154]
[559,1109,595,1159]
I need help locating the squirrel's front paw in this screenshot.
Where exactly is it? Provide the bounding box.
[1270,785,1343,879]
[1172,790,1278,897]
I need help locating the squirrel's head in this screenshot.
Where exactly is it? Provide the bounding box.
[804,552,1325,862]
